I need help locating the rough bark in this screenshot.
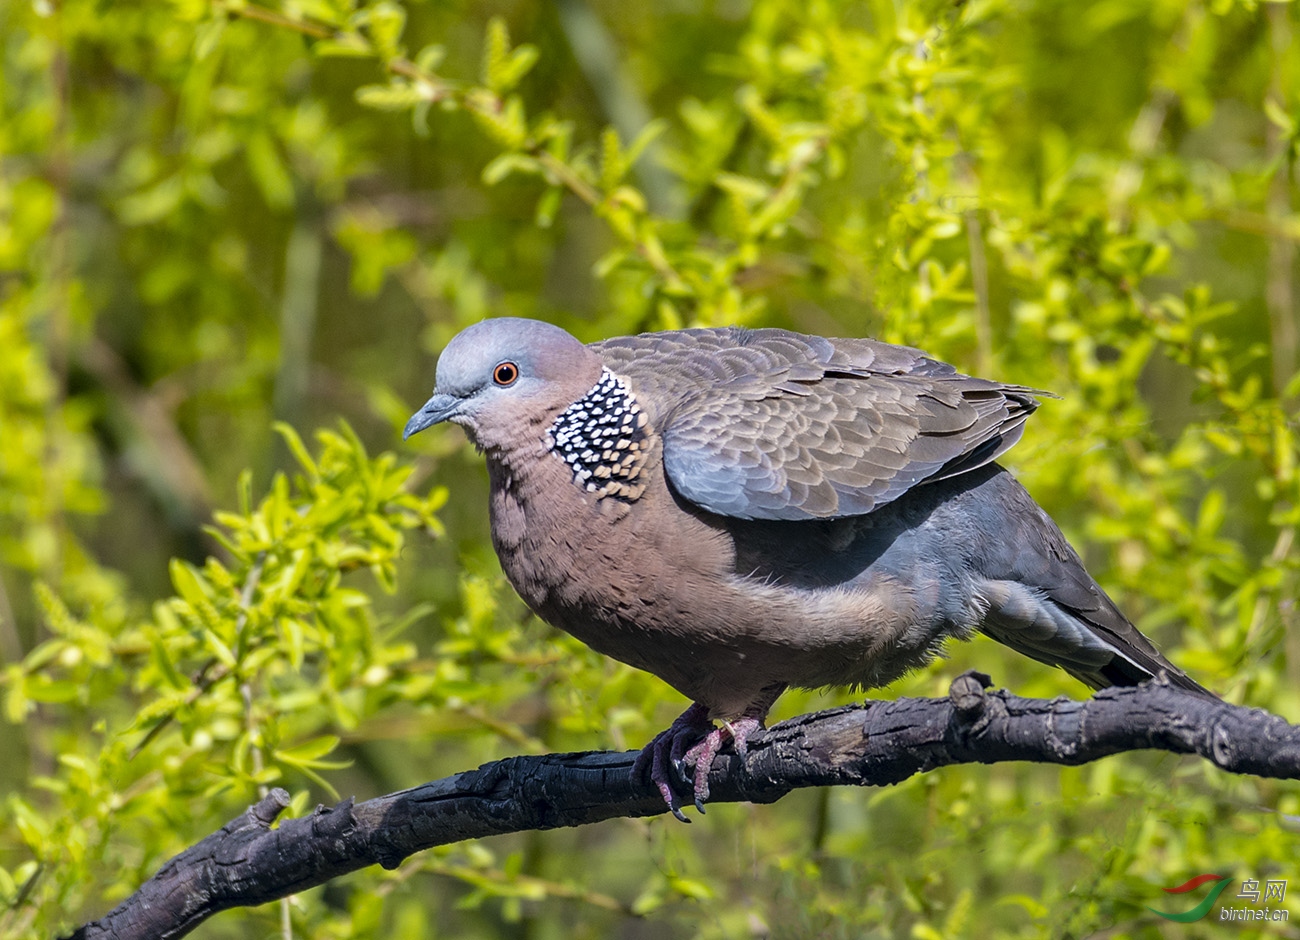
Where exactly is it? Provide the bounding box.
[68,675,1300,940]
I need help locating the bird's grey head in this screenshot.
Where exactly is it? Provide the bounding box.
[404,318,603,451]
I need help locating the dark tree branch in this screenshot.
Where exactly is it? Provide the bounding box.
[68,675,1300,940]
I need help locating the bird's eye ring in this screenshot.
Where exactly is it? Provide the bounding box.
[493,361,520,386]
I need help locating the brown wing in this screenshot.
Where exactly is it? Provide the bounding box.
[592,326,1045,521]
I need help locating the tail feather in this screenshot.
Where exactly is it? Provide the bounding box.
[975,472,1217,700]
[1058,607,1217,698]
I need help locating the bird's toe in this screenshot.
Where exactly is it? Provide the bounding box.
[634,703,717,820]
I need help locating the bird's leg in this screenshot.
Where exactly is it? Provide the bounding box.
[631,702,714,822]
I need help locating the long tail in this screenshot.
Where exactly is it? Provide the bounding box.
[975,474,1217,699]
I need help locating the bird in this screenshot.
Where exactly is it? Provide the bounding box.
[403,317,1212,819]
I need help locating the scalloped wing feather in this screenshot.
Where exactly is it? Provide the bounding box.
[592,327,1045,521]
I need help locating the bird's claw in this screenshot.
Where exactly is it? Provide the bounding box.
[632,705,763,820]
[632,703,712,821]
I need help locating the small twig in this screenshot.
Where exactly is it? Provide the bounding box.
[1219,208,1300,242]
[129,659,226,760]
[0,572,22,663]
[217,1,331,39]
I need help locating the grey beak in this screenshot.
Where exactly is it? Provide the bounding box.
[403,392,462,440]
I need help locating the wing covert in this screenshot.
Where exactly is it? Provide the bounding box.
[591,326,1044,521]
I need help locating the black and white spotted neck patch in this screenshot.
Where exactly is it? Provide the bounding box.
[547,369,652,501]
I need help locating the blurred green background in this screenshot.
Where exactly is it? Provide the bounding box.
[1,0,1298,937]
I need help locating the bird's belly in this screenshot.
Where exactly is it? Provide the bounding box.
[490,462,978,712]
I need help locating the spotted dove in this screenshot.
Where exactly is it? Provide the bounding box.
[404,317,1212,818]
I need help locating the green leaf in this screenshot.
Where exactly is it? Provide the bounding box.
[599,126,624,192]
[24,677,81,704]
[481,17,538,93]
[355,83,426,112]
[482,153,542,185]
[668,875,714,901]
[365,1,406,58]
[170,560,211,608]
[312,34,373,58]
[1264,97,1296,137]
[415,44,446,73]
[202,628,238,669]
[276,734,342,765]
[534,186,562,227]
[192,17,226,60]
[246,132,294,210]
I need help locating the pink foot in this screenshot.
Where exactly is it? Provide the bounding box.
[631,703,712,821]
[632,705,764,820]
[683,716,762,808]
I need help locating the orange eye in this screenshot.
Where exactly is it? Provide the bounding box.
[493,361,520,386]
